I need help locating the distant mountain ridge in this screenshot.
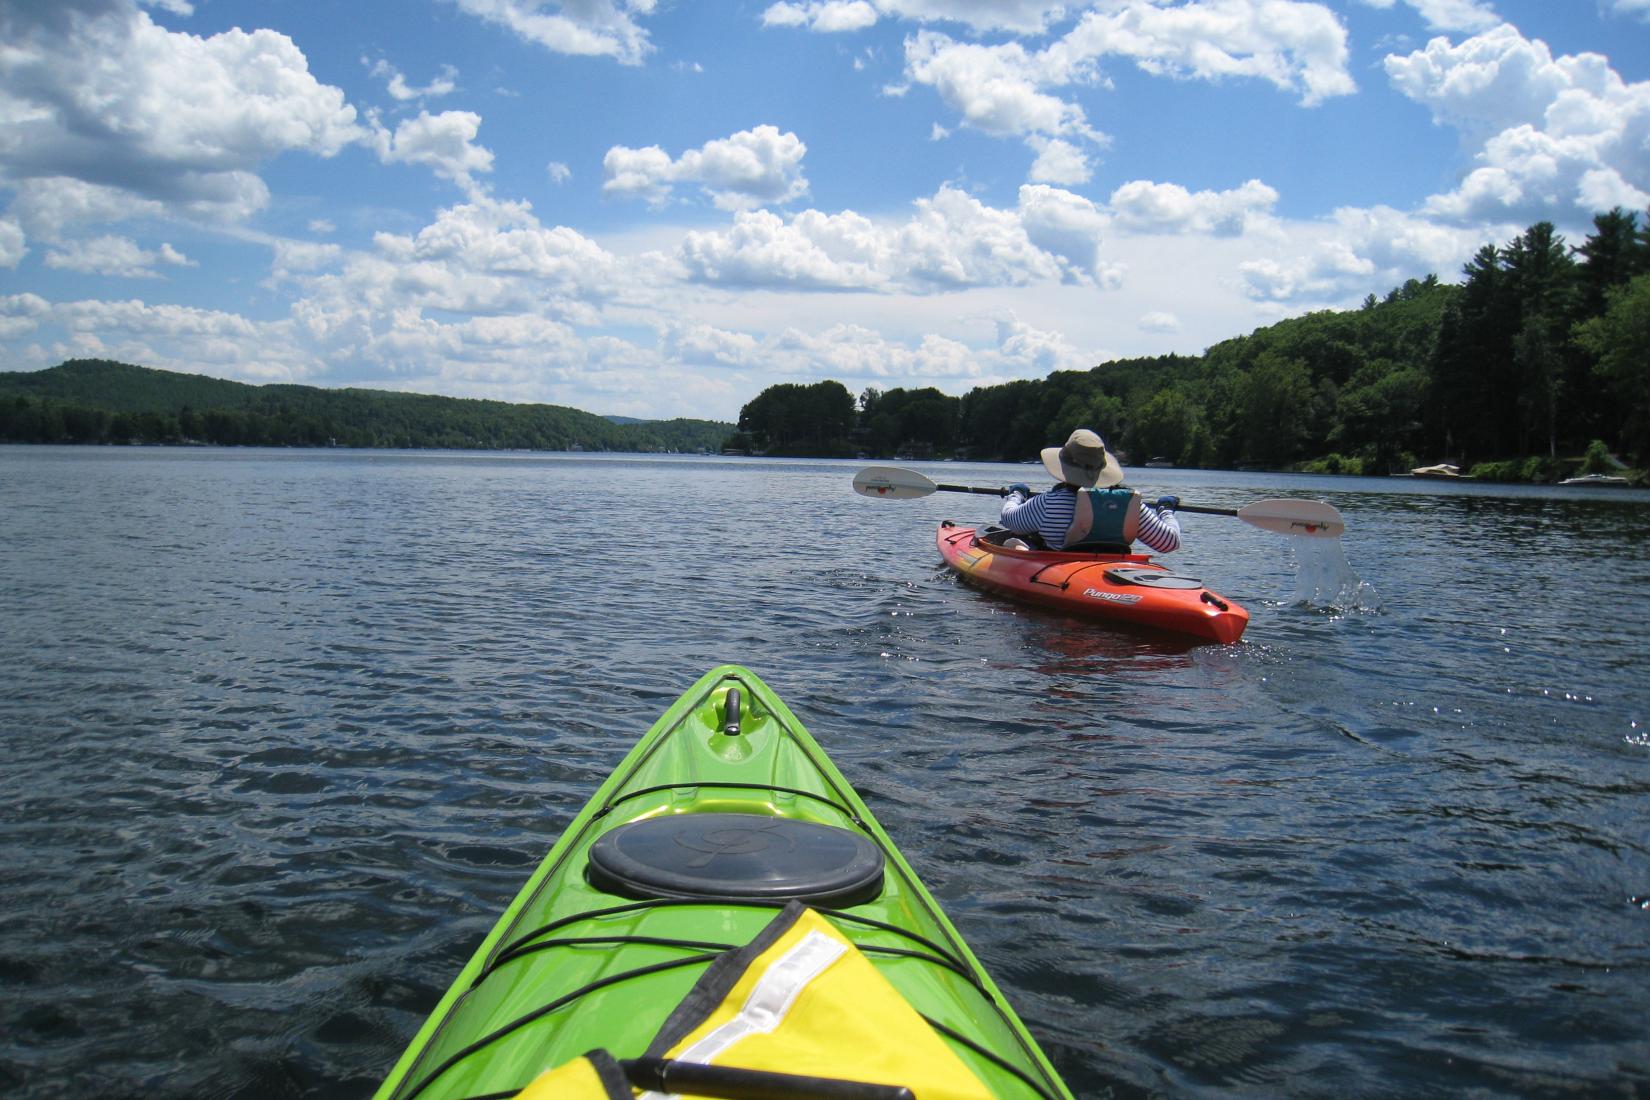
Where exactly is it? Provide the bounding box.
[0,360,735,453]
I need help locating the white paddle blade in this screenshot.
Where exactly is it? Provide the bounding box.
[852,466,937,500]
[1236,498,1346,538]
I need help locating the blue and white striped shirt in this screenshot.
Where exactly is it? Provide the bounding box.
[1000,486,1182,553]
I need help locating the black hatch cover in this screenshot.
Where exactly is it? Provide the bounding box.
[586,813,885,907]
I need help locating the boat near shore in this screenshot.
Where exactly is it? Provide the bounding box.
[1558,473,1631,487]
[1410,463,1473,480]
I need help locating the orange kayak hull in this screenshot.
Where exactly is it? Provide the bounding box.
[936,523,1249,644]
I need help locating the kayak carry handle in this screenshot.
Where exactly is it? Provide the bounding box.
[723,687,742,736]
[622,1057,914,1100]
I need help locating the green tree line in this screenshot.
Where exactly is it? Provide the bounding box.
[0,359,732,454]
[735,211,1650,480]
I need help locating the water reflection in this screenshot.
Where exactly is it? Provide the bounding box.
[1012,611,1202,675]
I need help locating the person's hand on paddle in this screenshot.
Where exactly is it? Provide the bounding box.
[1154,494,1180,511]
[1005,482,1033,499]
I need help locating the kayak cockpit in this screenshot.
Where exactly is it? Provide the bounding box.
[967,522,1155,564]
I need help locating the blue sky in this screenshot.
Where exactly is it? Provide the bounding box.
[2,0,1648,422]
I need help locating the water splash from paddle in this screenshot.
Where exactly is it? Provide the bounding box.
[1289,535,1381,613]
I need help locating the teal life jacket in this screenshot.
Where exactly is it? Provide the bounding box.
[1064,487,1140,552]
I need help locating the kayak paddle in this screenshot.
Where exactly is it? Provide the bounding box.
[852,465,1346,538]
[1175,498,1345,538]
[853,465,1003,498]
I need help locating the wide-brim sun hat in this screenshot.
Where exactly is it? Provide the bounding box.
[1041,428,1124,488]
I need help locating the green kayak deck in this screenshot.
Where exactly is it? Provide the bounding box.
[375,665,1072,1099]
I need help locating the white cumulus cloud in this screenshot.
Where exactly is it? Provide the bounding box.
[373,111,496,196]
[679,209,891,289]
[761,1,878,32]
[897,187,1063,289]
[1062,0,1357,106]
[0,220,27,268]
[994,314,1091,374]
[904,32,1098,140]
[0,293,51,341]
[26,295,316,384]
[901,2,1354,184]
[1027,137,1095,184]
[43,235,196,278]
[1354,0,1500,32]
[871,0,1072,35]
[604,126,809,210]
[1016,184,1109,283]
[1235,204,1505,303]
[1108,178,1280,235]
[0,1,363,227]
[368,59,459,101]
[674,184,1114,293]
[661,322,763,368]
[269,239,344,283]
[1387,25,1650,225]
[366,199,619,302]
[447,0,657,65]
[773,322,982,381]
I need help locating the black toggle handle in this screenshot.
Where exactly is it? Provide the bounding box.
[722,687,742,736]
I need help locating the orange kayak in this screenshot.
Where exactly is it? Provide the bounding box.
[936,522,1249,644]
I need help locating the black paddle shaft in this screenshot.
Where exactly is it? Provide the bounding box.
[936,483,1235,514]
[933,482,1007,496]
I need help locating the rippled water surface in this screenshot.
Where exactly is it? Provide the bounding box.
[3,447,1647,1098]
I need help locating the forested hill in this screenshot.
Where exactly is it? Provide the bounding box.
[730,212,1650,479]
[0,360,734,454]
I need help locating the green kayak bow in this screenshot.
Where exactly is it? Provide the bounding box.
[375,665,1073,1100]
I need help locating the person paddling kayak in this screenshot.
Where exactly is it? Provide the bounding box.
[1000,428,1183,554]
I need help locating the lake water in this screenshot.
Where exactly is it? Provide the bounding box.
[2,446,1647,1098]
